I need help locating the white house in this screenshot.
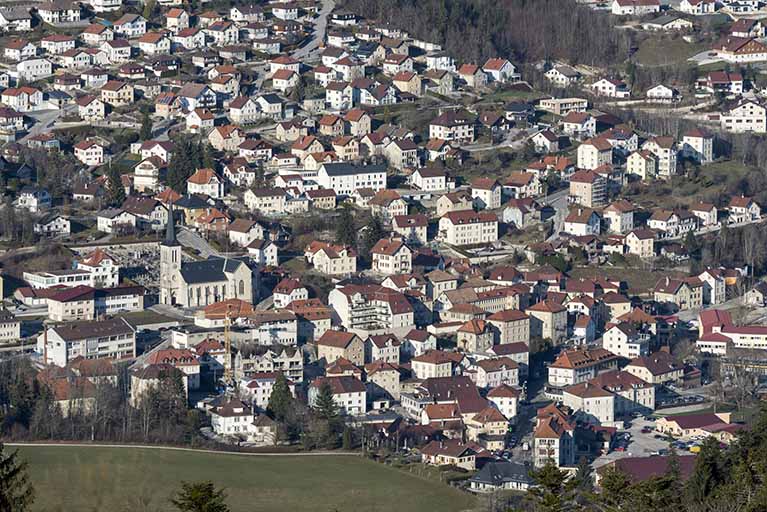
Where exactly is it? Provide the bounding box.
[308,376,366,415]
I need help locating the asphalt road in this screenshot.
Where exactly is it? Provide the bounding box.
[542,188,570,242]
[177,227,222,259]
[293,0,336,61]
[21,106,74,142]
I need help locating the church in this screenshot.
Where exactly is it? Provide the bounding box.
[160,210,257,308]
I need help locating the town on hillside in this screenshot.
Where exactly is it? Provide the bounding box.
[3,0,767,507]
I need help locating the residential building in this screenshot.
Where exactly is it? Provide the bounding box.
[37,318,135,367]
[438,211,498,246]
[602,322,650,359]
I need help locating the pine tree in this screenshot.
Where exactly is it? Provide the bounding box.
[312,382,338,421]
[202,144,216,170]
[686,437,723,505]
[596,465,631,509]
[140,111,153,141]
[290,75,306,102]
[171,481,229,512]
[528,461,567,512]
[342,426,353,450]
[361,215,386,257]
[0,442,35,512]
[267,372,293,422]
[167,143,194,193]
[189,141,203,169]
[568,456,593,493]
[142,0,156,20]
[335,208,357,247]
[107,166,126,206]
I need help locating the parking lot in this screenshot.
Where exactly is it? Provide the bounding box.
[592,417,673,470]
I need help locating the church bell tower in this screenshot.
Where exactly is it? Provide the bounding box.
[160,204,181,305]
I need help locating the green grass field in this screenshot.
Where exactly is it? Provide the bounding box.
[570,266,687,296]
[623,160,752,211]
[634,38,704,67]
[15,446,478,512]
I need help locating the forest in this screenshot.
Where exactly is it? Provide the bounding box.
[338,0,631,66]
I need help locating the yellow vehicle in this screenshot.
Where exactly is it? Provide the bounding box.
[689,445,702,454]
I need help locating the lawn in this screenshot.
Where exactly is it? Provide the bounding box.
[16,446,478,512]
[634,37,705,67]
[623,160,752,210]
[570,265,687,296]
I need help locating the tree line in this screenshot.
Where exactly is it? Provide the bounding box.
[339,0,631,66]
[0,358,203,446]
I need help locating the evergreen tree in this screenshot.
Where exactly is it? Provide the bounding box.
[189,141,203,169]
[528,461,567,512]
[0,442,35,512]
[290,75,306,102]
[684,231,701,259]
[267,372,293,422]
[568,456,594,493]
[312,382,338,421]
[161,371,188,425]
[202,144,216,170]
[686,437,723,505]
[107,166,126,206]
[140,111,153,141]
[361,215,386,257]
[171,481,229,512]
[596,465,631,509]
[342,426,353,450]
[167,147,194,194]
[142,0,156,20]
[335,207,357,247]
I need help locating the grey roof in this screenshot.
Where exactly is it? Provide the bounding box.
[0,8,31,20]
[469,462,533,486]
[180,257,246,284]
[52,318,134,341]
[98,208,128,219]
[174,194,210,209]
[46,90,71,100]
[258,93,283,104]
[320,162,387,176]
[647,15,683,26]
[163,203,179,247]
[505,101,533,113]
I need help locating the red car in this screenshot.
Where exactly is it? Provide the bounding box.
[614,446,626,452]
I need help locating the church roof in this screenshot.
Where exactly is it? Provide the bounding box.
[180,257,247,284]
[163,204,179,247]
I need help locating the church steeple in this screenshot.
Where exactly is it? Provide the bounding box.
[160,202,181,306]
[164,203,179,246]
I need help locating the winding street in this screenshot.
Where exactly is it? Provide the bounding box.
[293,0,336,61]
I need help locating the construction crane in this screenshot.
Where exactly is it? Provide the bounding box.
[223,304,234,388]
